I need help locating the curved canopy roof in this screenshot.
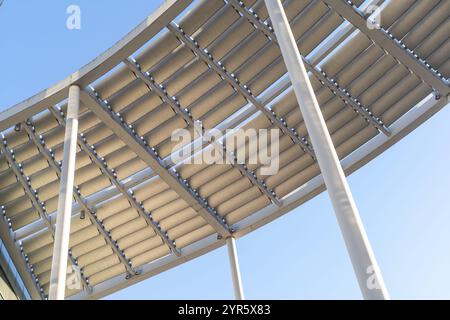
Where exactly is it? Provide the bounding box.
[0,0,448,299]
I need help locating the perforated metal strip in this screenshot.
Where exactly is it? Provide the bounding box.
[227,0,390,135]
[124,57,282,206]
[80,88,232,238]
[0,137,91,292]
[22,120,138,276]
[0,205,45,299]
[167,22,316,159]
[321,0,449,97]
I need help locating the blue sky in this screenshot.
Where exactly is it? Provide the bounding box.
[1,1,449,299]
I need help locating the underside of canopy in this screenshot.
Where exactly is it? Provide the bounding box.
[0,0,448,299]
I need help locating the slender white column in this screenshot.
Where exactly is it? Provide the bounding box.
[226,237,245,300]
[48,85,80,300]
[265,0,389,300]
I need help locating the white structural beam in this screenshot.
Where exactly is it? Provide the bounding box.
[14,72,294,242]
[124,57,281,206]
[265,0,389,300]
[49,85,81,300]
[80,89,232,239]
[226,237,245,300]
[227,0,390,136]
[0,0,192,132]
[167,22,316,159]
[15,3,373,242]
[49,106,181,257]
[321,0,450,97]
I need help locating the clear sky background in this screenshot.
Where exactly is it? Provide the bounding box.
[1,1,449,300]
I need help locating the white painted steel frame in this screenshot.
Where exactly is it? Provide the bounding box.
[48,85,81,300]
[0,1,193,297]
[320,0,450,97]
[80,89,232,238]
[167,22,316,159]
[50,102,182,257]
[123,57,282,207]
[0,0,447,300]
[69,93,449,300]
[227,0,391,136]
[47,106,181,262]
[0,192,44,300]
[0,133,90,297]
[22,117,137,277]
[265,0,388,300]
[0,0,193,132]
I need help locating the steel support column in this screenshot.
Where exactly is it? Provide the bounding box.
[265,0,389,300]
[226,237,244,300]
[48,85,80,300]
